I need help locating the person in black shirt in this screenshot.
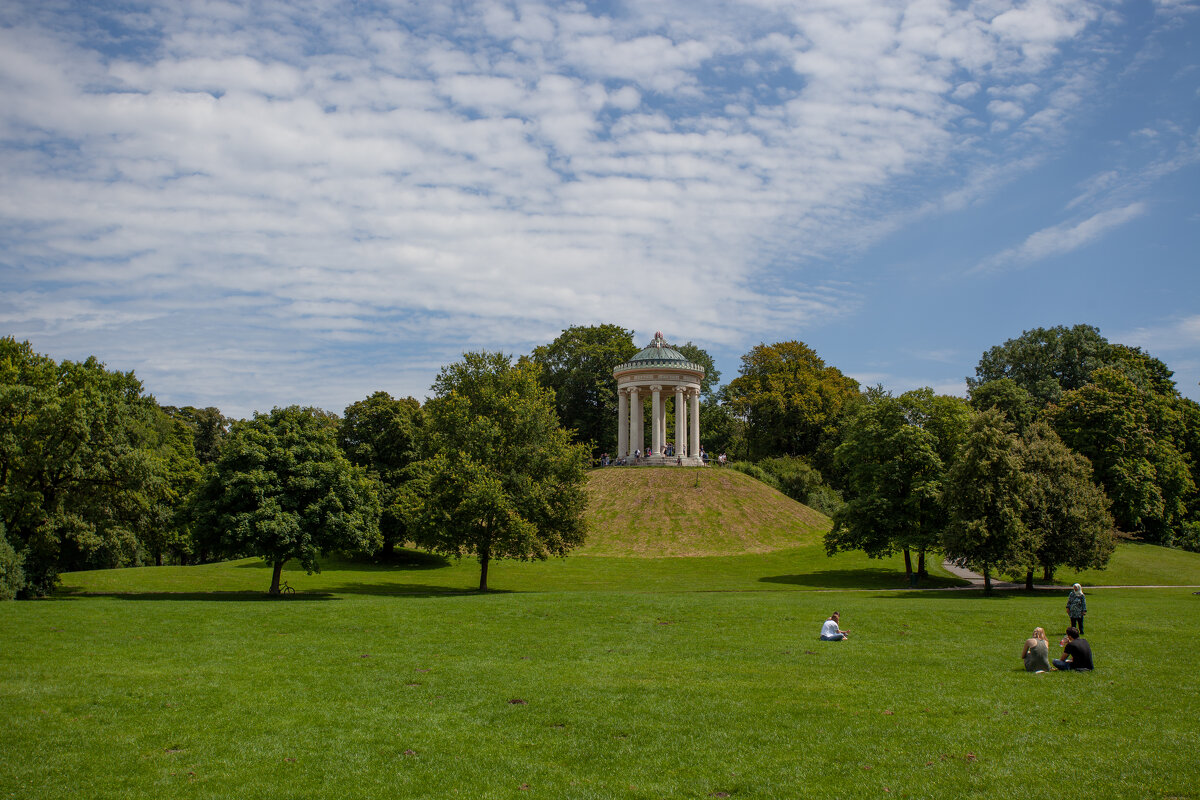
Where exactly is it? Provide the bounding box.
[1052,627,1093,671]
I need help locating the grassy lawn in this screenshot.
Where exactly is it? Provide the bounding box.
[3,548,1200,799]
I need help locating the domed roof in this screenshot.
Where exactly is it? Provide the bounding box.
[613,332,705,375]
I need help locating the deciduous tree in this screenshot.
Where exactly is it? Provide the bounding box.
[943,409,1035,592]
[339,392,421,556]
[1019,421,1115,587]
[529,324,637,459]
[724,341,859,460]
[192,406,381,594]
[0,338,172,594]
[404,352,589,591]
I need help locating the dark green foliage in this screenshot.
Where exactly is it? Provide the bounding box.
[529,324,638,458]
[697,395,745,460]
[339,392,421,556]
[674,341,720,397]
[969,324,1112,406]
[943,409,1035,591]
[827,389,967,585]
[1019,421,1115,583]
[1177,521,1200,553]
[726,461,782,491]
[192,406,382,593]
[724,340,860,460]
[162,405,229,464]
[1049,367,1195,543]
[756,455,823,502]
[0,337,180,594]
[969,378,1036,435]
[404,352,590,591]
[0,525,23,600]
[134,405,202,566]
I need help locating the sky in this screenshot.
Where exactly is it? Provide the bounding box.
[1,0,1198,419]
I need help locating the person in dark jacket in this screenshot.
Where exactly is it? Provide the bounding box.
[1066,583,1087,634]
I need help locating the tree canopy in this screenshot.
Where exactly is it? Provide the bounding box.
[0,337,186,595]
[724,340,860,460]
[339,392,422,556]
[826,388,970,585]
[943,409,1034,592]
[192,405,381,594]
[529,324,637,458]
[404,352,590,591]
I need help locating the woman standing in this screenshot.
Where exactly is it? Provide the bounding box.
[1022,627,1052,673]
[1066,583,1087,635]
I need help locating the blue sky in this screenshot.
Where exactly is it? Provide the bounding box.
[1,0,1197,418]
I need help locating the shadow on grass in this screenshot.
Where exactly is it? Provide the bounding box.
[54,589,339,602]
[232,549,454,572]
[759,569,968,591]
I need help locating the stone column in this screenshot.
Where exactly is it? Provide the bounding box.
[617,387,628,459]
[675,386,686,458]
[651,385,662,456]
[690,388,701,459]
[629,387,641,456]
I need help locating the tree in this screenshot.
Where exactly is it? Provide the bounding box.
[162,405,230,464]
[724,341,860,460]
[404,352,589,591]
[969,324,1111,407]
[0,338,171,594]
[192,406,381,594]
[675,341,720,397]
[339,392,421,557]
[826,388,969,586]
[969,378,1036,435]
[1020,421,1115,587]
[529,324,638,459]
[1048,367,1194,543]
[943,409,1035,592]
[136,404,203,566]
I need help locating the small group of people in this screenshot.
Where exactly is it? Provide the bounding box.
[1021,584,1093,673]
[817,585,1096,674]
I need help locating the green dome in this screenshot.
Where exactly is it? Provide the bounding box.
[613,332,705,375]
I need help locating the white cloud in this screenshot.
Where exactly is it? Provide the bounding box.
[975,202,1148,271]
[0,0,1132,415]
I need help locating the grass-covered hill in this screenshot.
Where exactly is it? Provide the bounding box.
[580,466,830,557]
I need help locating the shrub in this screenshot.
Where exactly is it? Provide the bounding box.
[1177,521,1200,554]
[0,528,26,600]
[727,461,781,492]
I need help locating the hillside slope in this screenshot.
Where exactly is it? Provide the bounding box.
[580,467,831,557]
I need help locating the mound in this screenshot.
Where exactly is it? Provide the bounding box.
[579,467,831,557]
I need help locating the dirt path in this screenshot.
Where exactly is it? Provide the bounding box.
[940,560,1200,590]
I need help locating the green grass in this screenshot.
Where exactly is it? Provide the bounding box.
[3,583,1198,799]
[4,542,1200,799]
[582,467,830,556]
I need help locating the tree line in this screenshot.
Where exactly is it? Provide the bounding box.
[2,323,1197,597]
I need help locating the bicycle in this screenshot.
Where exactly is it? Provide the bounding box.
[276,580,296,596]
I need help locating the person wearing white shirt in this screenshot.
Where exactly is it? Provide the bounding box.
[819,611,849,641]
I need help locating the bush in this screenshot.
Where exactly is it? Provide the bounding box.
[727,461,782,492]
[757,455,823,503]
[1177,521,1200,554]
[804,484,845,517]
[0,528,26,600]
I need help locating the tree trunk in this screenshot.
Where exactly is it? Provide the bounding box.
[478,551,490,592]
[1025,570,1034,591]
[1043,564,1054,583]
[155,551,164,567]
[270,560,284,595]
[903,548,915,587]
[917,549,928,579]
[983,566,992,594]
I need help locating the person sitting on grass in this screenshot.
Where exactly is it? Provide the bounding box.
[1022,627,1052,673]
[819,612,849,641]
[1053,627,1093,671]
